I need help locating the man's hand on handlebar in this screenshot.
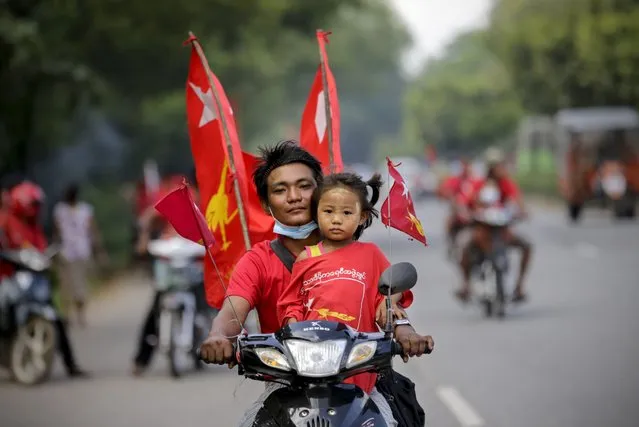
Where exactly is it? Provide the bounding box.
[199,333,236,367]
[394,325,434,363]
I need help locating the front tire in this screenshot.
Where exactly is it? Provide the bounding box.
[168,312,183,379]
[10,316,55,385]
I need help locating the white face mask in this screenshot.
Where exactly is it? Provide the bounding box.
[269,207,318,240]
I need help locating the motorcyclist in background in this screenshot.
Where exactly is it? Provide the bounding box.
[0,180,89,378]
[131,175,208,376]
[438,157,482,257]
[454,150,533,303]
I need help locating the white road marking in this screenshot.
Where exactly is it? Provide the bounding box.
[436,386,485,427]
[575,242,599,259]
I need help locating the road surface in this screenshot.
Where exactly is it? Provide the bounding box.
[1,199,638,427]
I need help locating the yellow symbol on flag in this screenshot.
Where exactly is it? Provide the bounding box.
[206,160,238,251]
[312,308,356,322]
[406,212,425,236]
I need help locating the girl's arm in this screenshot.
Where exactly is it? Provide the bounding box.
[276,252,309,327]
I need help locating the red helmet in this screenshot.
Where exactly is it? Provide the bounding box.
[10,181,45,218]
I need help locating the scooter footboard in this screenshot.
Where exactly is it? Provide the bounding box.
[254,383,386,427]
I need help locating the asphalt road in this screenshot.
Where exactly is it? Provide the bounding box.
[1,198,638,427]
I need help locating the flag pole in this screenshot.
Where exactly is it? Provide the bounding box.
[386,158,394,335]
[188,32,252,252]
[317,29,335,174]
[182,180,247,333]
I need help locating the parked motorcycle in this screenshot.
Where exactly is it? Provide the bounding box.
[200,262,419,427]
[0,247,58,385]
[148,236,212,378]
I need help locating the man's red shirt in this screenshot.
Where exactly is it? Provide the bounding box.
[0,212,47,279]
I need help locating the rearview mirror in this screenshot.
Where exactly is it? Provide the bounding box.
[378,262,417,295]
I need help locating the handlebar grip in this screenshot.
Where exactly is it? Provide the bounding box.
[195,342,238,364]
[392,340,404,356]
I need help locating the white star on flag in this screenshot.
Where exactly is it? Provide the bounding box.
[401,181,410,198]
[189,82,217,127]
[315,90,327,143]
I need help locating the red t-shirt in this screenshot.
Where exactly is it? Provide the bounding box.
[441,175,483,207]
[461,177,521,208]
[227,239,293,334]
[277,241,414,394]
[0,213,48,279]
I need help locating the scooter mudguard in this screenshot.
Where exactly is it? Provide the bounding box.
[253,383,387,427]
[15,303,57,325]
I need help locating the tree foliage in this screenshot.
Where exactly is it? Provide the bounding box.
[399,0,639,158]
[402,31,523,154]
[487,0,639,113]
[1,0,410,176]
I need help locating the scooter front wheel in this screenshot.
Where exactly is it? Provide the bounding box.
[10,316,55,385]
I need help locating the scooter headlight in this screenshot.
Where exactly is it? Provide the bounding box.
[346,342,377,369]
[285,339,347,377]
[255,348,291,371]
[15,271,34,291]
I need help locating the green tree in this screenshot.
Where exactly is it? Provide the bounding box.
[487,0,639,113]
[0,0,359,175]
[402,30,523,155]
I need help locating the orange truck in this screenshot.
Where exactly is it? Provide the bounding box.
[555,107,639,222]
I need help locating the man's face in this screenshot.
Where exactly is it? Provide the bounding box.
[266,163,318,226]
[491,162,506,179]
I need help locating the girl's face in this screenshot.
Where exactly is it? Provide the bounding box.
[317,187,365,242]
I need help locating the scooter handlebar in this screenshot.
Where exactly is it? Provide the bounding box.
[196,339,406,363]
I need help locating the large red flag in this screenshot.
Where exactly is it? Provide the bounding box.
[186,35,273,308]
[154,181,216,249]
[242,151,275,244]
[380,158,428,245]
[300,30,343,174]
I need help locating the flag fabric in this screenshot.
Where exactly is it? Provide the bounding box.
[154,181,216,249]
[380,157,428,245]
[186,34,273,308]
[300,30,343,174]
[242,150,275,243]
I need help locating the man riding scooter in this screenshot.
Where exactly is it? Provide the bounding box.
[455,150,533,303]
[0,180,89,378]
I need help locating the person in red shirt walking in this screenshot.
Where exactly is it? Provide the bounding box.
[0,180,89,378]
[455,151,533,303]
[276,172,414,425]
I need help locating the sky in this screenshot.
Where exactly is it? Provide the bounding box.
[389,0,493,74]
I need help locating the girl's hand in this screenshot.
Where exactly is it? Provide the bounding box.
[376,300,407,327]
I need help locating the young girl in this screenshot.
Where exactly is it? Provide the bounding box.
[277,172,413,397]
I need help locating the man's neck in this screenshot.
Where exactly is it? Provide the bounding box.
[280,229,321,256]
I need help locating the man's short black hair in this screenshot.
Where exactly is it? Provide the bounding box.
[252,140,323,204]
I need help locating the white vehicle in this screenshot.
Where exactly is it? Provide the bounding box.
[147,236,211,378]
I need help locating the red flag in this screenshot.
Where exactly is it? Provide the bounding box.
[154,181,216,249]
[186,36,253,308]
[300,30,343,174]
[242,151,275,243]
[380,158,428,245]
[186,35,276,308]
